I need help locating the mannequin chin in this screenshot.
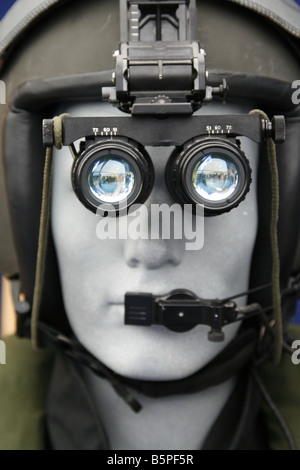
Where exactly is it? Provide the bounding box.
[51,101,259,381]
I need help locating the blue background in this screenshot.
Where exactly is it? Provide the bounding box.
[0,0,17,19]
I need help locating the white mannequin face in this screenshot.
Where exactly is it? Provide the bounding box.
[51,102,259,380]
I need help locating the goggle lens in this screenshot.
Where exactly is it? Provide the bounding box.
[192,154,239,202]
[88,157,136,204]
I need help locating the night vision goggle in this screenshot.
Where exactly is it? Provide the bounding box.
[43,0,285,217]
[44,112,284,216]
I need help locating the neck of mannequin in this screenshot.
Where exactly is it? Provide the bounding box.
[72,325,259,449]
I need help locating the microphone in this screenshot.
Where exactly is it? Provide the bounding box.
[124,289,239,342]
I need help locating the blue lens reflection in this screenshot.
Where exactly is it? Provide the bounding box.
[88,157,135,203]
[192,154,239,202]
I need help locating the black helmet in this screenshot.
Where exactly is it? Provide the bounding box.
[1,0,300,360]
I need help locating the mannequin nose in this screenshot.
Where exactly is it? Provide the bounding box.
[124,237,182,269]
[122,188,184,268]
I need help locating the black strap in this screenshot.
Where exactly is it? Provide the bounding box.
[37,321,262,412]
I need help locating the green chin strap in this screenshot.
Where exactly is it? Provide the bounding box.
[31,114,70,349]
[249,109,282,365]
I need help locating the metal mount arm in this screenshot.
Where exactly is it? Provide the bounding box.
[102,0,226,115]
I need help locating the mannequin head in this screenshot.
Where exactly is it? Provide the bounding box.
[1,1,299,350]
[51,100,259,380]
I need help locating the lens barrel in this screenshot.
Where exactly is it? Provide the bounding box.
[72,137,251,216]
[72,138,154,214]
[166,138,252,216]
